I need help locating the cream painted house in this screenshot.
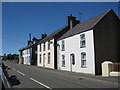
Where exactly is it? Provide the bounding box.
[37,38,55,69]
[37,15,80,69]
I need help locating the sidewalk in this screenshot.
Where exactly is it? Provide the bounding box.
[68,71,119,84]
[34,65,120,84]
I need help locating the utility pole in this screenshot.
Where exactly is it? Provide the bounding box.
[29,33,31,41]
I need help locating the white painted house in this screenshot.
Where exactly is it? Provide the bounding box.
[19,37,38,65]
[57,30,95,74]
[57,9,120,75]
[37,15,80,69]
[22,48,31,65]
[37,37,55,69]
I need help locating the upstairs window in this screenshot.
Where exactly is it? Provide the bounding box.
[61,40,65,51]
[48,40,50,50]
[48,53,50,64]
[40,44,41,52]
[81,52,86,68]
[62,55,65,67]
[80,34,86,48]
[43,42,46,51]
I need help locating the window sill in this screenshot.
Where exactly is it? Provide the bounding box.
[80,46,86,48]
[81,66,87,68]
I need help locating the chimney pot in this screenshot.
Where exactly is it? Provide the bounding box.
[66,15,80,29]
[41,33,47,39]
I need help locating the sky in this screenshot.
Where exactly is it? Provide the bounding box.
[1,2,120,55]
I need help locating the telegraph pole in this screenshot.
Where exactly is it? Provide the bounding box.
[29,33,31,41]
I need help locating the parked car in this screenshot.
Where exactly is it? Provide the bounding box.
[0,60,20,90]
[0,60,12,90]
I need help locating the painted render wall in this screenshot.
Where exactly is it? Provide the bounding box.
[37,38,55,69]
[57,30,95,74]
[22,48,31,65]
[93,10,120,75]
[31,44,37,65]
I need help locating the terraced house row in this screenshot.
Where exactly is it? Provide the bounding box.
[19,9,120,75]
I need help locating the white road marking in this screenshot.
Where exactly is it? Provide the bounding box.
[17,71,25,76]
[30,78,52,89]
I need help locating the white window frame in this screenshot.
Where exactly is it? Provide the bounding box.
[81,52,86,68]
[62,55,65,67]
[71,54,75,65]
[61,40,65,51]
[40,44,41,52]
[39,54,41,64]
[48,53,50,64]
[80,34,86,48]
[43,42,46,51]
[48,40,50,50]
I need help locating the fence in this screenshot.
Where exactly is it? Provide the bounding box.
[102,61,120,77]
[111,63,120,72]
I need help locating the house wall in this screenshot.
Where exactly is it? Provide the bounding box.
[57,30,95,74]
[19,50,23,64]
[22,48,31,65]
[37,38,55,69]
[54,26,70,69]
[93,10,120,75]
[31,44,37,65]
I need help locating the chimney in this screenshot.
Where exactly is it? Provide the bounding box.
[41,33,47,39]
[32,37,38,43]
[33,37,37,41]
[66,14,80,29]
[28,33,33,45]
[28,40,33,46]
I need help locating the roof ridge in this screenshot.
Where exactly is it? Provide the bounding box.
[91,9,112,29]
[58,9,114,40]
[38,25,68,43]
[74,9,112,28]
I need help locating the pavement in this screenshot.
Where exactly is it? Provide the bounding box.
[4,61,120,89]
[34,65,120,84]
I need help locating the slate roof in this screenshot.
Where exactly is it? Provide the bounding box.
[58,9,113,40]
[19,25,69,51]
[37,25,69,44]
[19,39,41,51]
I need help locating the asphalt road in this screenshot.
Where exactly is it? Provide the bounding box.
[4,61,119,89]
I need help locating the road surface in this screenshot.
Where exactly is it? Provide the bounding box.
[5,61,119,89]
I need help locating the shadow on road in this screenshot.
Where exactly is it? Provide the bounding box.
[9,75,20,86]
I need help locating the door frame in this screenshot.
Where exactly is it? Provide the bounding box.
[70,53,75,72]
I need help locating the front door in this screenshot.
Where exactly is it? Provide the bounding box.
[70,54,75,72]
